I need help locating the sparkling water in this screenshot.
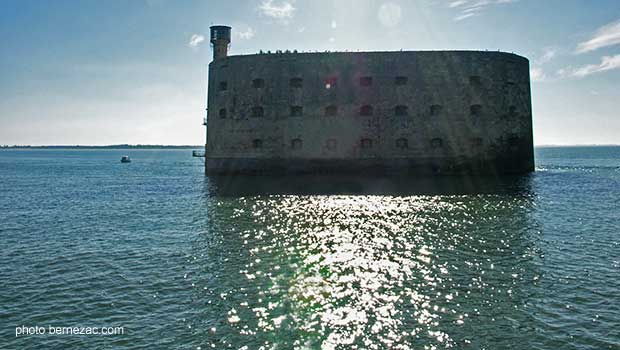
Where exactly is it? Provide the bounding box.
[1,147,618,349]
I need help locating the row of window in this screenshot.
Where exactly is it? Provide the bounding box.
[248,137,489,150]
[217,104,511,119]
[218,75,486,91]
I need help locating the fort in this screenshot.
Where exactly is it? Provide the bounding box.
[205,25,534,175]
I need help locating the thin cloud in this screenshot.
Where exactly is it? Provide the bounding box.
[234,27,256,40]
[188,34,205,48]
[454,12,478,21]
[529,48,558,82]
[258,0,295,21]
[539,48,556,64]
[576,19,620,54]
[449,0,518,21]
[569,54,620,77]
[449,1,468,8]
[530,67,545,82]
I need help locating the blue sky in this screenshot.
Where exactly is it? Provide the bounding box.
[1,0,619,145]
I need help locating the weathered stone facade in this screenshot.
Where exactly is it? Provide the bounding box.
[206,28,534,175]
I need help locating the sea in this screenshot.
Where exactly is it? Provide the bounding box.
[0,147,618,350]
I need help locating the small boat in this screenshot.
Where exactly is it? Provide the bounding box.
[120,155,131,163]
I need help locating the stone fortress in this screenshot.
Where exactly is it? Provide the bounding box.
[205,25,534,175]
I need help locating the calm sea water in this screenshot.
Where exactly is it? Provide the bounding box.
[1,147,618,350]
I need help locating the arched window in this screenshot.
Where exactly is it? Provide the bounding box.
[252,106,264,118]
[508,135,520,147]
[396,138,408,149]
[431,138,443,149]
[470,76,482,86]
[325,105,338,117]
[509,106,517,114]
[360,138,373,149]
[326,139,337,151]
[360,76,373,87]
[252,78,265,88]
[290,77,303,88]
[290,106,303,117]
[359,105,373,116]
[291,138,303,150]
[430,105,442,116]
[395,105,408,116]
[470,104,483,116]
[219,108,227,119]
[395,76,408,85]
[252,139,263,149]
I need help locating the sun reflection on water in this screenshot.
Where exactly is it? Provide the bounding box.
[279,197,457,349]
[190,189,539,350]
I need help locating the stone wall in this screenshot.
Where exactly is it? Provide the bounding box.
[205,51,534,175]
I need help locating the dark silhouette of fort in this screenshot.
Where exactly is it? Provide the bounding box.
[204,25,534,175]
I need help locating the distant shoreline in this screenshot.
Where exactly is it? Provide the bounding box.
[0,145,620,149]
[2,144,619,150]
[0,145,203,149]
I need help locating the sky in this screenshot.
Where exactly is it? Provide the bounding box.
[1,0,619,146]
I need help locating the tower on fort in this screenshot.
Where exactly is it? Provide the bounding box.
[210,25,231,60]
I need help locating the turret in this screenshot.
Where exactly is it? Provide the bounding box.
[210,25,231,61]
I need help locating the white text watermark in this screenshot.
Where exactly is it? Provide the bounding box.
[15,325,124,337]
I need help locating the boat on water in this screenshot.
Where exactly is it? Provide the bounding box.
[120,156,131,163]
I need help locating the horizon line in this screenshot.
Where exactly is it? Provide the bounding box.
[2,144,620,148]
